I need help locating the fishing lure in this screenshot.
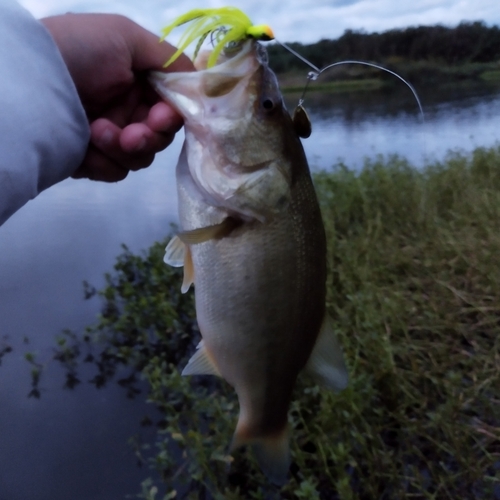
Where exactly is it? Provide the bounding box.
[161,7,274,69]
[158,7,313,137]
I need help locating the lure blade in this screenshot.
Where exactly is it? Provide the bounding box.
[292,105,312,139]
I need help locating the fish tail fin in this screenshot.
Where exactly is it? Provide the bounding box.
[252,431,290,486]
[231,422,290,485]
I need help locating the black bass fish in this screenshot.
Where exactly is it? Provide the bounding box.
[150,39,348,484]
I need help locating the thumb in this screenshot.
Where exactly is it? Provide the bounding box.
[129,24,194,73]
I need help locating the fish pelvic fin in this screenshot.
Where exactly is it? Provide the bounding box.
[164,236,194,293]
[178,217,241,244]
[164,236,185,267]
[231,424,290,486]
[306,314,349,391]
[181,340,221,377]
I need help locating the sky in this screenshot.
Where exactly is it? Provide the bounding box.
[19,0,500,44]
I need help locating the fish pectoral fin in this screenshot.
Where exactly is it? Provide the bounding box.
[305,314,349,392]
[178,217,240,244]
[164,236,194,293]
[181,340,221,377]
[164,236,186,267]
[181,245,194,294]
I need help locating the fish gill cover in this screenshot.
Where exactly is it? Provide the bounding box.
[160,6,274,69]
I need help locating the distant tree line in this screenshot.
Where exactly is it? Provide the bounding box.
[268,21,500,73]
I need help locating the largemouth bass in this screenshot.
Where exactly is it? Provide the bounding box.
[150,39,348,484]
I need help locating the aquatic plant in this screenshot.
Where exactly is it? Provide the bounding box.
[52,147,500,498]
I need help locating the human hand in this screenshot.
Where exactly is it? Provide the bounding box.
[41,13,194,181]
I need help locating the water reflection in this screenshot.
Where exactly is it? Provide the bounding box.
[1,83,500,499]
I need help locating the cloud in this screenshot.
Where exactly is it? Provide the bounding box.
[329,0,364,6]
[19,0,500,43]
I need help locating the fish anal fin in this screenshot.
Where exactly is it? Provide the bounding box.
[178,217,241,244]
[164,236,185,267]
[181,340,221,377]
[231,423,290,486]
[305,314,349,392]
[181,245,194,293]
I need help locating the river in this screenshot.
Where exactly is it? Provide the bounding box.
[0,81,499,499]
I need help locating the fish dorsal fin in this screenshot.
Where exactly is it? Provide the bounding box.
[178,217,240,244]
[181,245,194,294]
[181,340,221,377]
[305,314,349,391]
[164,236,185,267]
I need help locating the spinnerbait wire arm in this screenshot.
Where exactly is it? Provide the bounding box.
[275,40,320,73]
[275,41,425,122]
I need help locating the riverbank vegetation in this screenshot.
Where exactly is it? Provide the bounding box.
[269,21,500,91]
[49,146,500,499]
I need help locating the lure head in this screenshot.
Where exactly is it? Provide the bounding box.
[160,7,274,69]
[246,24,274,41]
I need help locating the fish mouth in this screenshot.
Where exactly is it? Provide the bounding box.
[149,39,260,120]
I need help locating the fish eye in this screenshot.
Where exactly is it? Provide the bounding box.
[262,99,274,110]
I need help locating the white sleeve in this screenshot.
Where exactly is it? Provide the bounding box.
[0,0,90,226]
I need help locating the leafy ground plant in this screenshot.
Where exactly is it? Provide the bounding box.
[54,147,500,499]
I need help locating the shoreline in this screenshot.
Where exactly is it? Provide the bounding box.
[276,64,500,93]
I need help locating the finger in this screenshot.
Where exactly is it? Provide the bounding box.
[95,85,143,128]
[120,123,176,161]
[91,119,157,171]
[146,102,184,133]
[73,145,129,182]
[91,118,123,151]
[129,102,151,124]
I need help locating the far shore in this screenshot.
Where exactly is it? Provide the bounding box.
[276,63,500,93]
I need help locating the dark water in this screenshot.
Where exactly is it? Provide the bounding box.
[1,82,499,500]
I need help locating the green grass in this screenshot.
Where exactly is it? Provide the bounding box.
[314,148,500,498]
[59,147,500,499]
